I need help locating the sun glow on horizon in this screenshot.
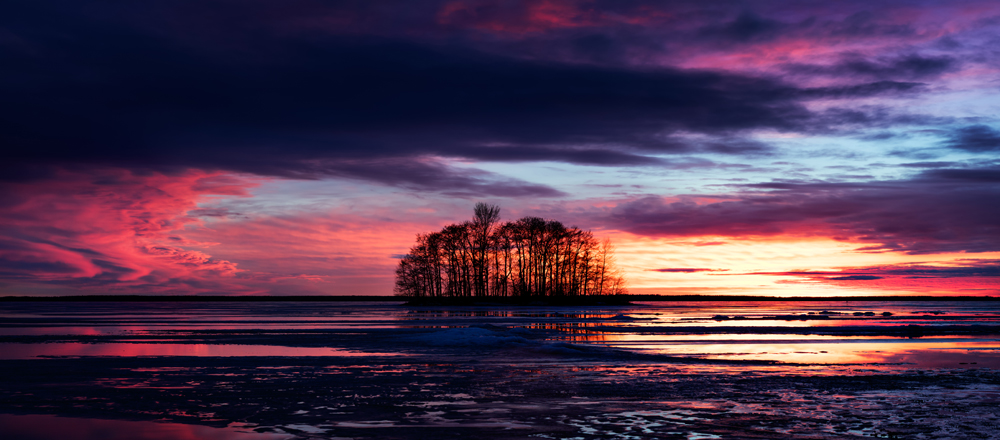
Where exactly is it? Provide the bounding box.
[608,232,1000,297]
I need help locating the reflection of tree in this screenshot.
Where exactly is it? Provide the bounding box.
[395,203,627,298]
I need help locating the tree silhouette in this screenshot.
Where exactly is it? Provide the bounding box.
[395,204,626,298]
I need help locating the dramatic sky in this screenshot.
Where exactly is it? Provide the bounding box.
[2,0,999,296]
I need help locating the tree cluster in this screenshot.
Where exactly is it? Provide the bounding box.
[395,203,626,298]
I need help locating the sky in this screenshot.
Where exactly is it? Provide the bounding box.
[1,0,998,297]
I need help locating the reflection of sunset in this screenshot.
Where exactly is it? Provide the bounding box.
[600,340,1000,367]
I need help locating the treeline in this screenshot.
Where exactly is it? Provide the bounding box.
[395,203,626,298]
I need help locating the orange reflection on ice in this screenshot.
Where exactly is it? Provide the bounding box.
[608,339,1000,368]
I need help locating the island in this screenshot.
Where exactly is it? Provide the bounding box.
[395,203,628,305]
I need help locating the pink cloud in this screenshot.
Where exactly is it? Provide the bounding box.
[0,169,257,294]
[0,168,510,296]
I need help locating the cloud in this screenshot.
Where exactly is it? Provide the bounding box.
[1,0,998,296]
[943,125,1000,152]
[0,168,259,294]
[800,81,924,99]
[443,145,667,166]
[435,0,649,33]
[697,11,785,42]
[741,260,999,293]
[922,167,1000,182]
[311,159,566,197]
[828,275,883,280]
[693,241,727,246]
[0,28,816,173]
[649,268,728,273]
[841,54,956,78]
[1,0,965,190]
[0,165,491,295]
[600,166,1000,254]
[786,54,957,80]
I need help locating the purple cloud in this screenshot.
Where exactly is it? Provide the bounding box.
[601,166,1000,254]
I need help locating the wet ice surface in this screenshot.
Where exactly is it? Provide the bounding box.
[0,413,295,440]
[1,301,999,439]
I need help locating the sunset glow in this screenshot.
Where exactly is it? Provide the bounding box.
[1,0,998,296]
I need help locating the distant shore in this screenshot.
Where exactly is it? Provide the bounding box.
[0,294,996,303]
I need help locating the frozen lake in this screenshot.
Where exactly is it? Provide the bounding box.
[1,300,998,439]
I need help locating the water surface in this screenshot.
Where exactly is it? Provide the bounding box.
[1,300,998,439]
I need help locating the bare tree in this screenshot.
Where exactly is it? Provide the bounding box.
[472,203,501,297]
[395,204,626,298]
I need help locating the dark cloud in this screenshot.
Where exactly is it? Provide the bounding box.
[601,166,1000,254]
[943,125,1000,152]
[813,106,952,132]
[0,28,811,162]
[828,275,883,281]
[187,208,246,219]
[698,139,774,155]
[748,261,1000,279]
[859,132,899,141]
[312,159,567,197]
[3,3,814,185]
[698,11,785,42]
[801,81,924,98]
[899,161,958,168]
[440,146,665,166]
[843,55,955,78]
[0,0,949,193]
[650,268,728,273]
[735,260,999,292]
[787,55,957,80]
[826,10,917,38]
[619,136,775,155]
[922,167,1000,182]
